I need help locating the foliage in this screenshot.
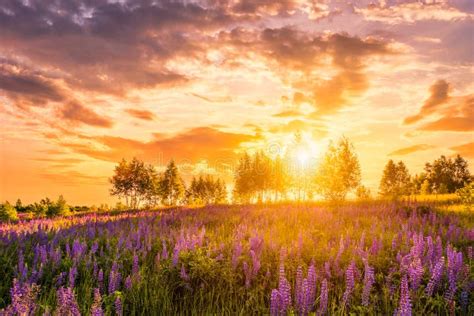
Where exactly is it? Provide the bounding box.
[157,160,185,206]
[0,201,18,221]
[314,137,361,201]
[356,185,372,201]
[424,155,471,194]
[0,202,472,315]
[186,175,227,205]
[109,158,158,209]
[456,182,474,211]
[379,160,411,199]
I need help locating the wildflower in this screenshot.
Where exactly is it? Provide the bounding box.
[317,279,328,316]
[231,241,242,270]
[342,261,355,307]
[115,296,123,316]
[55,287,80,316]
[397,275,411,316]
[425,256,444,296]
[180,265,190,281]
[4,279,39,315]
[125,275,132,290]
[91,288,103,316]
[362,260,374,306]
[407,257,423,290]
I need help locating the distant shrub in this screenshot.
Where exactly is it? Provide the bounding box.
[456,182,473,211]
[0,201,19,221]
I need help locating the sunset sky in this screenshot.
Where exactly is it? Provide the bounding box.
[1,0,473,205]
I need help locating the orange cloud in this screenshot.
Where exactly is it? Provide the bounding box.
[388,144,435,156]
[450,142,474,158]
[125,109,156,121]
[58,102,113,128]
[62,127,260,164]
[404,80,450,124]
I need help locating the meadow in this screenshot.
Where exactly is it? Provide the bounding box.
[0,201,472,315]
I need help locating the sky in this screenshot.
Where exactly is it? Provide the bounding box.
[0,0,473,205]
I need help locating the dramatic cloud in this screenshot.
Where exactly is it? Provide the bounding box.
[125,109,156,121]
[0,60,65,108]
[356,1,473,24]
[389,144,435,156]
[404,80,473,132]
[62,127,260,163]
[450,142,474,158]
[58,102,113,128]
[404,79,450,124]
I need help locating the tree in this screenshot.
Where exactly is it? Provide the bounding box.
[356,185,372,201]
[158,160,185,206]
[0,201,19,221]
[379,160,411,199]
[110,158,157,209]
[456,182,474,211]
[186,175,227,205]
[47,195,71,217]
[424,155,471,194]
[234,153,254,203]
[315,137,361,201]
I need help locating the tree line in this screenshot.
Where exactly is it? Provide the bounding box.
[109,158,227,209]
[2,137,472,221]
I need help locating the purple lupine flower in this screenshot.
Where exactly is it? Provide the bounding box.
[250,250,261,276]
[115,296,123,316]
[277,264,292,314]
[407,257,423,291]
[91,288,104,316]
[55,272,66,287]
[270,289,280,316]
[125,275,132,290]
[232,241,243,270]
[307,263,317,300]
[243,261,252,288]
[172,245,180,267]
[55,287,80,316]
[161,241,168,260]
[17,251,27,282]
[98,269,104,291]
[362,260,374,306]
[108,262,122,294]
[397,275,411,316]
[180,265,190,281]
[324,261,331,279]
[68,265,77,288]
[4,279,39,315]
[342,261,356,307]
[445,246,463,302]
[425,256,444,297]
[132,253,139,276]
[318,279,328,316]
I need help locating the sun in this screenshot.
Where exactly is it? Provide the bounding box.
[296,149,310,165]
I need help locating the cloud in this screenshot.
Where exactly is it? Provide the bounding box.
[404,80,450,124]
[388,144,435,156]
[419,116,474,132]
[58,102,113,128]
[62,127,260,164]
[190,93,232,103]
[220,27,394,115]
[125,108,156,121]
[273,110,303,118]
[404,80,473,132]
[450,142,474,158]
[0,60,65,108]
[356,2,473,24]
